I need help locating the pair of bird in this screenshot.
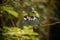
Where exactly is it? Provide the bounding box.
[22,15,40,26]
[22,15,40,33]
[24,15,36,21]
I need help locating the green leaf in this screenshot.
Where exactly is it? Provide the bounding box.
[11,27,20,32]
[2,6,18,18]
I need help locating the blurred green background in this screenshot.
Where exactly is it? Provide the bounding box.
[0,0,58,40]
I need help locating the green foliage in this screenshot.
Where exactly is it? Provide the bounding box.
[3,26,38,35]
[2,26,38,40]
[0,0,57,40]
[1,6,18,18]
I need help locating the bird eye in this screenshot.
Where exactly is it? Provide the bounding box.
[30,16,34,19]
[24,16,27,18]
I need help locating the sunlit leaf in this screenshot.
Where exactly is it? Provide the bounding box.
[2,6,18,18]
[22,36,30,39]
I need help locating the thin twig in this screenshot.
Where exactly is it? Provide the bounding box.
[40,21,60,26]
[1,16,5,26]
[9,14,15,27]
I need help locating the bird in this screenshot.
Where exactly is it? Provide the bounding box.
[30,16,40,25]
[22,15,30,26]
[22,15,40,33]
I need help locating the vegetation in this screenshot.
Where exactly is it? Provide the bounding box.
[0,0,59,40]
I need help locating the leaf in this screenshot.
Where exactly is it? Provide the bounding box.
[2,6,18,18]
[22,36,30,39]
[28,29,38,35]
[11,27,20,32]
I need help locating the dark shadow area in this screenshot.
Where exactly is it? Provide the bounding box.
[49,23,60,40]
[0,0,3,4]
[49,0,60,40]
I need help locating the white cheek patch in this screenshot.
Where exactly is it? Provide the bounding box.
[24,18,27,20]
[32,17,36,20]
